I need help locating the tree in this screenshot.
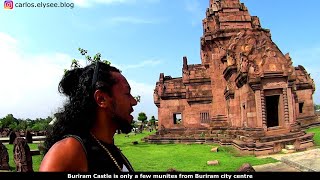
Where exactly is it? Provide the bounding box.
[8,122,17,130]
[26,118,34,130]
[149,116,156,126]
[148,116,157,132]
[137,112,148,132]
[131,120,137,128]
[314,104,320,111]
[0,114,18,128]
[15,120,27,131]
[31,122,48,131]
[45,116,53,124]
[137,112,148,124]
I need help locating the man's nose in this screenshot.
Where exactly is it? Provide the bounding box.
[132,97,138,106]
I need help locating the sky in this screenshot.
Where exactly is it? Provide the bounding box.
[0,0,319,120]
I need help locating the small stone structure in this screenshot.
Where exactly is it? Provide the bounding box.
[13,137,33,172]
[207,160,219,166]
[0,140,10,170]
[25,130,33,144]
[146,0,316,156]
[237,163,255,172]
[0,128,10,137]
[9,131,19,144]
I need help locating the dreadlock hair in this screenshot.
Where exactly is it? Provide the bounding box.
[43,62,120,155]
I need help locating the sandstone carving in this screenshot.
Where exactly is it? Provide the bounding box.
[0,141,10,170]
[13,137,33,172]
[237,163,255,172]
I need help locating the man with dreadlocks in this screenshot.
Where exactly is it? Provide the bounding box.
[39,53,137,172]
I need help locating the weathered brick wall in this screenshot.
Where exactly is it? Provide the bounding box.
[296,89,316,118]
[158,99,212,128]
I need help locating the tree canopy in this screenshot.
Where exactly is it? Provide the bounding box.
[137,112,148,124]
[0,114,51,131]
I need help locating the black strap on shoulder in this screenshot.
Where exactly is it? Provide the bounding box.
[63,135,88,157]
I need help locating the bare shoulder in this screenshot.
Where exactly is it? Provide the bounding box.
[39,137,88,172]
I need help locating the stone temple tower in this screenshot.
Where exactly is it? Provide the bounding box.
[148,0,317,155]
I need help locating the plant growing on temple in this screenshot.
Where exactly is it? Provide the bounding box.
[64,48,111,73]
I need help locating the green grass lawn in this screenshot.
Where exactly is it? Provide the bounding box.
[114,131,277,172]
[4,126,320,172]
[306,127,320,146]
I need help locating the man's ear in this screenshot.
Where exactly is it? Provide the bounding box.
[94,90,111,108]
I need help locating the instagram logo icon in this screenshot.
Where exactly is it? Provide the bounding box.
[4,0,13,9]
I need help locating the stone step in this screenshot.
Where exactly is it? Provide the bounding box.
[280,149,320,172]
[281,149,295,154]
[285,145,295,150]
[254,149,320,172]
[253,162,300,172]
[258,132,306,143]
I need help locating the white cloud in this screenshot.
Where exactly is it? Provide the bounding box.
[71,0,158,8]
[70,0,90,7]
[71,15,162,31]
[0,33,17,48]
[0,32,158,119]
[128,80,157,119]
[71,0,134,7]
[114,59,161,70]
[0,32,72,119]
[97,16,165,28]
[108,16,156,25]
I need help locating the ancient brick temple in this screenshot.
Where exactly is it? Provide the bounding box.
[146,0,318,155]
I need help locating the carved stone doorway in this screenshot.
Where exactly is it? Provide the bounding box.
[266,95,279,128]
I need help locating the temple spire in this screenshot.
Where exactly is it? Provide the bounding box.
[203,0,261,34]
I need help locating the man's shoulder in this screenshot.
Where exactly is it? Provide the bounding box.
[55,136,85,150]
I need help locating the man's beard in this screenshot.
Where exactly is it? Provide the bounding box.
[111,102,133,134]
[112,115,133,134]
[119,121,133,134]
